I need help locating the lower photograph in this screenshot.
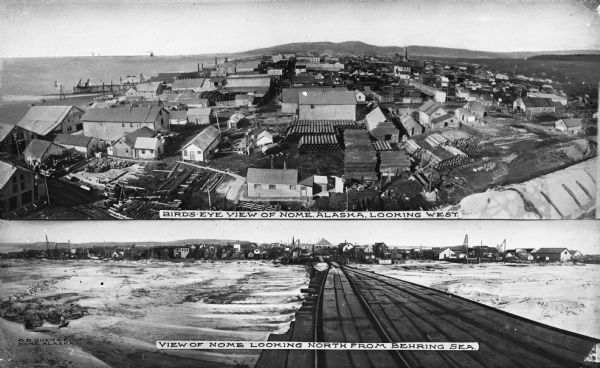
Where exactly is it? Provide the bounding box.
[0,220,598,368]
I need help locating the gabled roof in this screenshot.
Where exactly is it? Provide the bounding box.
[82,106,164,123]
[465,101,487,112]
[0,124,15,142]
[431,114,456,125]
[134,137,159,150]
[123,126,155,147]
[0,160,17,189]
[54,133,94,147]
[315,238,332,246]
[183,125,220,151]
[23,139,64,160]
[520,97,555,108]
[169,110,189,120]
[418,100,444,115]
[560,118,582,128]
[246,168,298,185]
[187,107,212,117]
[172,78,206,90]
[281,87,339,104]
[365,107,387,127]
[535,247,568,254]
[136,82,163,93]
[17,105,80,136]
[298,90,357,105]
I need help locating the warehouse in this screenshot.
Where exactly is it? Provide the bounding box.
[181,126,221,162]
[0,160,47,218]
[281,87,338,114]
[82,106,170,141]
[298,90,357,121]
[17,105,85,142]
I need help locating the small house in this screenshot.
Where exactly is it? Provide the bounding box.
[187,108,214,125]
[169,110,189,126]
[53,134,100,158]
[246,168,312,200]
[22,139,68,167]
[513,97,556,115]
[555,118,582,135]
[235,94,254,107]
[256,130,274,147]
[365,107,399,142]
[181,125,221,162]
[133,137,163,160]
[534,247,572,262]
[455,108,476,124]
[107,127,155,158]
[465,101,487,119]
[418,100,447,128]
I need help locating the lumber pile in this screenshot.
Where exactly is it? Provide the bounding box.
[343,129,371,149]
[284,119,359,142]
[372,141,392,151]
[424,133,448,148]
[109,200,178,220]
[298,135,341,152]
[379,151,411,177]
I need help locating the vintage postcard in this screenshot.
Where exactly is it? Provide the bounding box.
[0,0,598,220]
[0,220,599,367]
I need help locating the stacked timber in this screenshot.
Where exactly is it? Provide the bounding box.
[425,133,448,148]
[344,130,377,181]
[285,119,358,142]
[379,151,411,177]
[403,139,422,158]
[298,134,341,152]
[372,141,392,151]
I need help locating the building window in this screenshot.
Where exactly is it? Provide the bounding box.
[21,190,32,205]
[310,104,315,109]
[148,149,154,154]
[269,185,276,190]
[9,196,17,210]
[130,123,134,127]
[290,185,296,190]
[197,151,202,155]
[122,123,125,127]
[183,150,187,156]
[253,184,261,189]
[141,150,146,154]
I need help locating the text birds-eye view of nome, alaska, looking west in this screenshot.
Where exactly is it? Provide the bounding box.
[0,0,599,220]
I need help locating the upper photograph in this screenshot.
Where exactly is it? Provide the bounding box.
[0,0,598,220]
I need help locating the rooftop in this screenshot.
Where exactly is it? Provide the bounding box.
[17,105,80,136]
[82,106,164,124]
[246,168,298,185]
[298,90,357,105]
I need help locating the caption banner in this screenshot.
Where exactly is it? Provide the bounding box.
[156,341,479,351]
[159,210,461,219]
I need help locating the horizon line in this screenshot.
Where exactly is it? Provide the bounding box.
[1,40,598,59]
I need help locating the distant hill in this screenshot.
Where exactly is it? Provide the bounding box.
[0,238,254,253]
[238,41,600,59]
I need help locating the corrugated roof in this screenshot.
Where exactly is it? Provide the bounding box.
[246,168,298,185]
[299,90,357,105]
[82,106,164,123]
[281,87,339,104]
[17,105,79,136]
[183,125,220,151]
[53,133,93,147]
[134,137,159,150]
[0,124,15,142]
[0,160,17,189]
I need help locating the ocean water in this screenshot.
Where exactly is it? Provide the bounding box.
[0,55,217,99]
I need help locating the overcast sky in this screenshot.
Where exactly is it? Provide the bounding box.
[1,0,599,57]
[1,220,598,253]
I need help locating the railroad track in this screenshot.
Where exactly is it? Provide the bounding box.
[256,262,599,368]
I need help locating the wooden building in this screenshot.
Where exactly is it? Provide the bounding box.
[298,90,357,121]
[181,126,221,162]
[53,134,100,158]
[246,168,312,200]
[0,160,47,218]
[513,97,556,115]
[365,107,399,142]
[107,127,155,158]
[133,137,163,160]
[418,100,447,128]
[534,248,572,262]
[555,118,583,135]
[17,105,85,142]
[82,106,170,141]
